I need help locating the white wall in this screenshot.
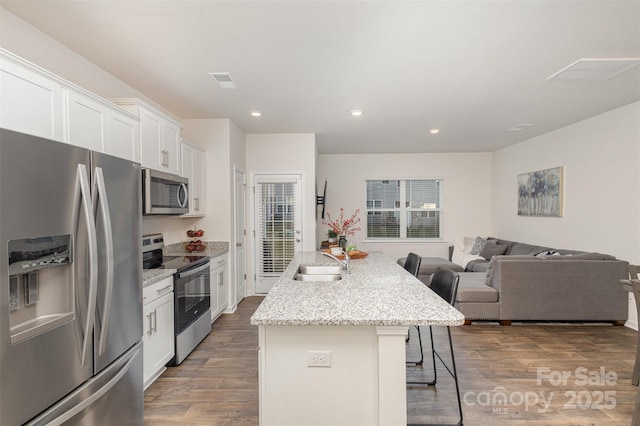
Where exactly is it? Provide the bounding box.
[317,153,493,261]
[0,7,173,118]
[182,119,233,241]
[492,101,640,328]
[245,133,317,293]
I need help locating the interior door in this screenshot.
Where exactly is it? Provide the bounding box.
[234,168,247,303]
[254,174,303,294]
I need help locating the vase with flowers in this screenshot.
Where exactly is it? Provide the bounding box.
[322,208,361,251]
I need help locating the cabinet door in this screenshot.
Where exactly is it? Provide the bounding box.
[106,109,140,162]
[67,90,107,152]
[162,120,181,175]
[192,148,206,215]
[0,57,65,141]
[181,142,205,217]
[210,255,228,321]
[217,262,228,314]
[139,107,163,170]
[143,291,174,388]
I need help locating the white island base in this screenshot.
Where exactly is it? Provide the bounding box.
[251,252,465,426]
[258,324,409,425]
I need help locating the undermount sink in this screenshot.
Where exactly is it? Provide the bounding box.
[298,265,344,275]
[294,273,342,282]
[293,264,344,281]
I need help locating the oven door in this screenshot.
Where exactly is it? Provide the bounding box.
[174,261,210,333]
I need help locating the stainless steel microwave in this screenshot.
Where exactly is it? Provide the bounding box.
[142,169,189,215]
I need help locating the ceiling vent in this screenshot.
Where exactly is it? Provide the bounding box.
[547,58,640,81]
[209,72,239,89]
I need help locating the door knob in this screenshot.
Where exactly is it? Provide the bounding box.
[236,242,243,247]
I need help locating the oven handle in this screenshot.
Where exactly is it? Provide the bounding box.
[176,261,210,279]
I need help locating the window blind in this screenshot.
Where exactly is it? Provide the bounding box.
[257,181,297,274]
[366,179,444,239]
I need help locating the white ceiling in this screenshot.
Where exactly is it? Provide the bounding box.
[2,1,639,154]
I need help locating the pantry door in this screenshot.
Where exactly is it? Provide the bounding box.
[254,174,303,294]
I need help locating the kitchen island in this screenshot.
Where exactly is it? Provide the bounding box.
[251,251,465,426]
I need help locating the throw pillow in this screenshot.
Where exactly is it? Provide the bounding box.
[470,236,496,255]
[535,250,559,257]
[480,243,508,260]
[463,236,476,254]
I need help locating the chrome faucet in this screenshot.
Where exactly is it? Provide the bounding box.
[321,250,351,274]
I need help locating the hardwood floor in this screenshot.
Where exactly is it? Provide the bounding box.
[145,296,639,425]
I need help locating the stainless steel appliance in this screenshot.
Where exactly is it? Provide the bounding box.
[142,234,211,365]
[142,168,188,215]
[0,128,143,425]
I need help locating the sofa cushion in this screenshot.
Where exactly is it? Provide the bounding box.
[467,260,490,272]
[542,252,617,261]
[480,243,508,260]
[507,242,552,256]
[456,272,498,303]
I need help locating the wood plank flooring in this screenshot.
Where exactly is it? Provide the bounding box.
[145,296,639,425]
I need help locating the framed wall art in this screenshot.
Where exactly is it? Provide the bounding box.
[517,166,563,217]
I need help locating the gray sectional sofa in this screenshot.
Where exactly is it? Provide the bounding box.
[400,238,630,324]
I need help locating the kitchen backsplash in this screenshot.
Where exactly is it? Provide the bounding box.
[142,216,200,245]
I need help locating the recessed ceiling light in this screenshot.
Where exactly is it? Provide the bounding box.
[429,128,440,134]
[350,109,363,117]
[250,111,262,117]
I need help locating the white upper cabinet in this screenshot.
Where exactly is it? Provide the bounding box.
[67,90,107,152]
[181,140,206,217]
[106,109,140,163]
[0,50,66,141]
[1,49,140,162]
[67,90,140,161]
[112,99,182,175]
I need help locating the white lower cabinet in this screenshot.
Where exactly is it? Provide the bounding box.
[143,276,175,390]
[210,254,229,322]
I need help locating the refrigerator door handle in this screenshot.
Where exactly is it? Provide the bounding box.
[94,167,114,356]
[73,164,99,367]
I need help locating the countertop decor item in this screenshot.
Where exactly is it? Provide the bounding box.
[322,208,361,237]
[185,227,207,252]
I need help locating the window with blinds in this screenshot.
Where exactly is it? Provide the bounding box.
[256,181,297,274]
[365,179,443,240]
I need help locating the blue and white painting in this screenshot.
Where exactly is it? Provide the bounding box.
[517,167,563,217]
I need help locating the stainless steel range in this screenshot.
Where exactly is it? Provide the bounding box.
[142,234,211,366]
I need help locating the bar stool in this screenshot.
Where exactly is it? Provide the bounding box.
[403,253,422,348]
[407,267,463,426]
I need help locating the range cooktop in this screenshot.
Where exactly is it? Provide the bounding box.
[157,255,209,272]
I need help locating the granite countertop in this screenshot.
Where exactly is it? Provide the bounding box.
[142,241,230,288]
[142,268,176,287]
[250,251,465,327]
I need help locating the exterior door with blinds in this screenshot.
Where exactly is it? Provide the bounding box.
[254,174,302,294]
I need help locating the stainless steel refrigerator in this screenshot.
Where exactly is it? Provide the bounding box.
[0,128,143,425]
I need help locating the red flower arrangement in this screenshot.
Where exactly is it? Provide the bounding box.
[322,208,361,237]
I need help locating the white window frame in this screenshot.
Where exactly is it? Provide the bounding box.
[364,178,444,242]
